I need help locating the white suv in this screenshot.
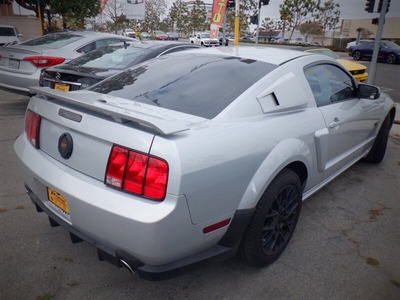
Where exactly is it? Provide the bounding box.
[0,25,23,46]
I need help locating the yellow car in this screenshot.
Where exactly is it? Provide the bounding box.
[304,48,368,82]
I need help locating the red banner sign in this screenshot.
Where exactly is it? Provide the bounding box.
[211,0,229,27]
[100,0,108,14]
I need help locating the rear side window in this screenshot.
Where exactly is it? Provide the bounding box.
[90,54,276,119]
[21,33,83,49]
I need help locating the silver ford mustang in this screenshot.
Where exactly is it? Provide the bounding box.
[14,46,396,280]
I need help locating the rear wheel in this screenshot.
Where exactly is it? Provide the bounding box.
[364,115,391,163]
[239,169,302,267]
[353,51,362,61]
[386,53,397,64]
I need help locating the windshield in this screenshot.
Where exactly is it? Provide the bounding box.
[201,33,210,38]
[67,45,147,69]
[309,49,340,59]
[89,54,276,119]
[21,33,83,49]
[0,27,16,36]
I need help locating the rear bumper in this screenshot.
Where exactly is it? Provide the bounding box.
[0,68,40,95]
[14,134,253,280]
[24,182,253,280]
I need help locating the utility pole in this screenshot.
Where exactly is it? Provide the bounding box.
[367,0,389,84]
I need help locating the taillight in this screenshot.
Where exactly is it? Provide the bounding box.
[23,56,65,67]
[25,109,41,148]
[105,145,168,201]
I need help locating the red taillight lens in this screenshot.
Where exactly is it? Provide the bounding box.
[23,56,65,67]
[143,157,168,199]
[105,146,128,188]
[124,152,147,194]
[105,145,168,201]
[25,109,41,148]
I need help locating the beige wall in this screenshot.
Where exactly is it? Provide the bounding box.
[341,17,400,39]
[0,16,41,41]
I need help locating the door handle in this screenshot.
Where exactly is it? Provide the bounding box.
[329,117,341,129]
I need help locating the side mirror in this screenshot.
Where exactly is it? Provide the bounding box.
[358,83,380,100]
[18,33,23,37]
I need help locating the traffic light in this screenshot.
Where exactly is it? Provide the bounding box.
[227,0,235,8]
[250,15,258,25]
[260,0,270,5]
[377,0,390,13]
[371,18,379,25]
[365,0,375,13]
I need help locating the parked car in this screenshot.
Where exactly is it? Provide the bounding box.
[290,37,311,45]
[0,30,137,95]
[39,41,200,91]
[152,30,168,40]
[274,37,290,44]
[349,40,400,64]
[14,46,396,280]
[0,24,23,46]
[218,32,229,46]
[239,36,255,43]
[166,32,179,41]
[192,31,219,47]
[140,32,150,39]
[302,47,368,82]
[122,28,135,38]
[346,39,373,49]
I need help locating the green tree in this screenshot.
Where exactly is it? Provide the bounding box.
[143,0,168,33]
[103,0,125,33]
[279,0,318,40]
[314,0,340,46]
[169,0,189,35]
[187,0,207,33]
[297,21,322,41]
[50,0,100,29]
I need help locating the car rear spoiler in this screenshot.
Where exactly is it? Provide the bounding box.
[29,87,196,135]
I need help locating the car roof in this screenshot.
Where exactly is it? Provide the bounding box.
[0,24,17,28]
[123,40,197,50]
[180,46,312,66]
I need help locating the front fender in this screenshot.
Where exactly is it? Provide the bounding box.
[237,138,313,210]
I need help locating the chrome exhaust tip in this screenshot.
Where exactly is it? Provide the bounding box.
[120,259,134,274]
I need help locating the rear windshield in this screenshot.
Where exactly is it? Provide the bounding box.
[67,45,148,69]
[89,54,276,119]
[21,33,83,49]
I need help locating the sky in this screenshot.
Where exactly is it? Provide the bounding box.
[254,0,400,22]
[12,0,400,23]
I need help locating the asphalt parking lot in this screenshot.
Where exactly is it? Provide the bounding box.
[1,88,400,299]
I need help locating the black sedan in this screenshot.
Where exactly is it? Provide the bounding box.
[39,41,199,91]
[349,40,400,64]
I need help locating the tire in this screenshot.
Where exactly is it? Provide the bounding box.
[239,168,302,267]
[364,115,391,163]
[386,53,397,64]
[353,51,362,61]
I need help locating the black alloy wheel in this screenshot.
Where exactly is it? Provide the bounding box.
[239,168,302,267]
[353,50,362,61]
[386,53,397,64]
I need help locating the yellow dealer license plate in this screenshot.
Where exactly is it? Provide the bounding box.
[47,187,70,214]
[54,83,70,92]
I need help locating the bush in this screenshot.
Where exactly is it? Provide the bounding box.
[394,40,400,46]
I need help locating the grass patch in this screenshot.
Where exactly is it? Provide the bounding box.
[366,257,380,266]
[390,280,400,287]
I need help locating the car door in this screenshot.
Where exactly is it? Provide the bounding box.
[305,63,381,179]
[362,42,375,59]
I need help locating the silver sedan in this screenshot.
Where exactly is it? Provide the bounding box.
[0,30,137,95]
[14,46,396,280]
